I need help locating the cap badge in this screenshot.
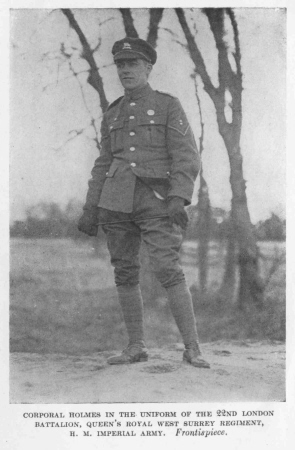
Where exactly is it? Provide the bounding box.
[147,110,155,116]
[123,42,132,50]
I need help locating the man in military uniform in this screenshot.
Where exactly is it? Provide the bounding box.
[78,37,210,369]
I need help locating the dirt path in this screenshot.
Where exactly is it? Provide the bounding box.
[10,340,285,403]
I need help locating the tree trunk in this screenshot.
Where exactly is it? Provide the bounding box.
[219,213,236,301]
[147,9,164,46]
[61,9,109,113]
[197,175,211,295]
[226,141,264,309]
[176,8,265,308]
[119,9,139,37]
[193,75,211,297]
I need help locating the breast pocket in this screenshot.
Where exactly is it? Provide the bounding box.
[109,120,124,153]
[137,115,167,148]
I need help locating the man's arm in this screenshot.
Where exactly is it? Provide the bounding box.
[78,115,112,236]
[83,116,113,211]
[166,97,201,205]
[165,97,200,229]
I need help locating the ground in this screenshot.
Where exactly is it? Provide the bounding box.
[10,340,285,403]
[10,238,286,403]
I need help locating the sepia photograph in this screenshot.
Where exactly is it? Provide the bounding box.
[9,6,286,405]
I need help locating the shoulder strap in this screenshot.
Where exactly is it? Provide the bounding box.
[107,96,124,111]
[155,90,176,99]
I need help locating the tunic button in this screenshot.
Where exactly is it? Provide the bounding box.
[130,162,136,167]
[130,132,135,136]
[130,115,135,119]
[130,147,135,151]
[130,102,136,106]
[150,120,155,124]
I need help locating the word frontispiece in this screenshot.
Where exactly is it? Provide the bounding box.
[1,0,295,449]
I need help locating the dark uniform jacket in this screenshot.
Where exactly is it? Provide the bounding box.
[84,84,200,213]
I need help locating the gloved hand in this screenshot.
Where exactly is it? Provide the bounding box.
[167,197,188,230]
[78,208,99,236]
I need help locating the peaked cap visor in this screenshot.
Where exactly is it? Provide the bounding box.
[112,37,157,65]
[114,50,152,63]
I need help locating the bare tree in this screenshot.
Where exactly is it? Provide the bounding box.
[146,9,164,46]
[61,9,109,113]
[119,8,164,45]
[119,8,139,38]
[176,8,264,308]
[219,214,237,302]
[61,8,164,133]
[193,76,212,295]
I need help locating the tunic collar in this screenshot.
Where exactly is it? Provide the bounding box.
[124,83,153,101]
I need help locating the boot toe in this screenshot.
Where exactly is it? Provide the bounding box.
[107,347,148,365]
[183,350,210,369]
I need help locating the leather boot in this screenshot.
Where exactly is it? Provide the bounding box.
[107,344,148,365]
[183,343,210,369]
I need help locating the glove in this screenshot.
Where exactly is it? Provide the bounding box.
[78,208,99,236]
[167,197,188,230]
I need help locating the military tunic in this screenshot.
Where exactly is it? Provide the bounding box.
[84,83,200,288]
[85,83,200,213]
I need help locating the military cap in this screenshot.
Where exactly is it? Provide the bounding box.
[112,37,157,65]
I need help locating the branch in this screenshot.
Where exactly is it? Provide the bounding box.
[193,75,205,155]
[119,9,139,37]
[161,27,178,39]
[92,17,115,53]
[202,8,244,138]
[161,28,188,49]
[146,8,164,47]
[176,8,229,136]
[52,56,101,152]
[225,9,243,130]
[226,8,243,83]
[61,8,109,112]
[67,59,101,148]
[175,8,217,100]
[53,127,86,152]
[204,8,243,133]
[204,9,234,92]
[42,71,89,92]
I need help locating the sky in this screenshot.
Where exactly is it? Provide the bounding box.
[10,7,286,223]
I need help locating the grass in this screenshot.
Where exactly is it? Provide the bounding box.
[10,238,286,355]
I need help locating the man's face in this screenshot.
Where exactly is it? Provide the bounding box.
[116,58,152,91]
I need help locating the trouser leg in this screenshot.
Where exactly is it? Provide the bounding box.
[165,279,210,368]
[141,222,210,367]
[116,284,145,347]
[140,217,201,350]
[100,209,147,363]
[133,184,210,367]
[165,281,200,349]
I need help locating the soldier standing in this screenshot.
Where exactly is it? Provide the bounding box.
[78,37,210,369]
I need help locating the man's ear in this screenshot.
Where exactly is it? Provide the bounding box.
[147,63,153,77]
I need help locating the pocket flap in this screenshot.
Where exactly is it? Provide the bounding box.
[105,165,118,177]
[109,120,124,132]
[137,114,167,126]
[133,164,171,179]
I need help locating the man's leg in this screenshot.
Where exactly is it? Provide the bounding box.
[135,186,210,368]
[116,284,145,348]
[165,281,210,368]
[100,209,148,364]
